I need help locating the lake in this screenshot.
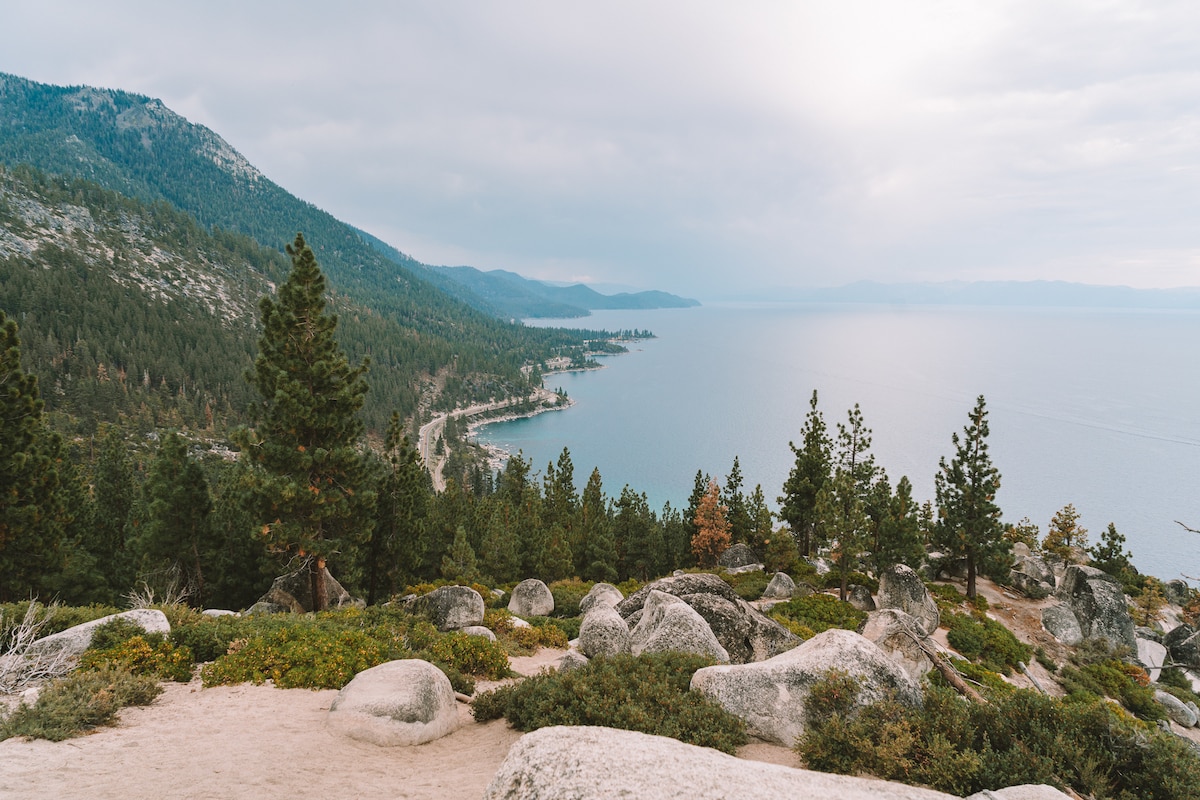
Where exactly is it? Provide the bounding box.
[477,303,1200,583]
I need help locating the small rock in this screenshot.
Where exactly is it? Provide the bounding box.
[508,579,555,617]
[405,585,485,631]
[847,585,876,612]
[557,651,589,672]
[460,625,497,641]
[1041,602,1084,646]
[327,660,459,746]
[763,572,796,600]
[718,543,761,569]
[1154,690,1198,727]
[630,591,729,662]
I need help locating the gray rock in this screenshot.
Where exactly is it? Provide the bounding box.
[877,564,939,636]
[806,556,832,575]
[1041,603,1084,646]
[578,604,631,658]
[724,563,765,575]
[201,609,237,617]
[763,572,796,600]
[327,659,459,746]
[847,584,876,612]
[243,601,289,616]
[616,573,742,618]
[1012,550,1056,588]
[578,582,623,615]
[1154,690,1198,727]
[690,628,921,746]
[679,593,800,663]
[1009,571,1053,599]
[630,591,729,662]
[1056,565,1136,651]
[557,651,589,672]
[1136,626,1162,643]
[508,578,555,617]
[718,543,761,569]
[481,725,961,800]
[405,585,485,631]
[1165,624,1200,670]
[1137,637,1167,681]
[25,609,171,661]
[861,609,935,681]
[965,786,1074,800]
[258,565,361,613]
[459,625,496,641]
[1164,579,1193,606]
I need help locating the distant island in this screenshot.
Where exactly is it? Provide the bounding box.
[773,280,1200,310]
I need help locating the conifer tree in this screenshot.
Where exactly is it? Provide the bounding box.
[934,395,1004,599]
[779,390,832,557]
[746,484,774,554]
[480,500,521,584]
[579,468,617,582]
[615,486,661,581]
[92,425,136,597]
[870,474,925,574]
[692,480,732,568]
[816,469,870,601]
[1042,504,1088,560]
[441,524,479,582]
[234,233,375,610]
[723,456,752,543]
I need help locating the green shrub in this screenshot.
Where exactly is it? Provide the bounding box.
[427,631,510,679]
[944,611,1031,675]
[81,635,194,682]
[472,652,746,753]
[200,625,394,689]
[770,593,867,637]
[796,682,1200,799]
[1059,659,1163,722]
[548,578,593,617]
[170,614,244,663]
[1159,668,1200,706]
[819,572,878,593]
[484,608,515,634]
[1034,646,1058,673]
[722,570,770,600]
[0,664,161,741]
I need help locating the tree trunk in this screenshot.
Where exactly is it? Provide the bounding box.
[966,551,977,599]
[310,556,328,612]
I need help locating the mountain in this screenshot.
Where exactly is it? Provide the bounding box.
[784,280,1200,309]
[0,73,616,431]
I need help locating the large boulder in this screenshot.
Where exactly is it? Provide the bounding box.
[327,659,459,746]
[630,591,729,662]
[690,628,921,746]
[405,585,485,631]
[877,564,939,636]
[508,579,554,617]
[1165,624,1200,670]
[1164,579,1194,607]
[1137,636,1168,681]
[1056,565,1136,651]
[679,593,800,664]
[1041,603,1084,646]
[1154,690,1198,728]
[861,609,935,681]
[718,543,760,569]
[965,787,1074,800]
[578,582,623,615]
[847,585,876,612]
[1012,544,1056,588]
[762,572,796,600]
[616,573,741,618]
[258,564,361,613]
[22,609,171,661]
[481,725,961,800]
[578,604,631,658]
[1009,570,1053,599]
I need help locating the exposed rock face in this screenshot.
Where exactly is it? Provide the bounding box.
[690,629,921,746]
[1056,565,1136,651]
[847,585,876,612]
[1012,544,1056,588]
[763,572,796,599]
[1009,570,1053,599]
[481,725,961,800]
[508,579,555,617]
[1154,690,1198,728]
[327,660,459,746]
[877,564,939,636]
[405,585,485,631]
[258,565,361,613]
[616,573,741,618]
[861,609,934,681]
[630,591,729,662]
[679,593,800,664]
[1041,603,1084,646]
[718,543,760,569]
[24,609,171,661]
[1164,579,1194,606]
[724,563,765,575]
[578,604,631,658]
[1136,636,1168,681]
[578,583,623,615]
[1165,624,1200,670]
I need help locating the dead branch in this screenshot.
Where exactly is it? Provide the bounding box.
[0,601,75,694]
[899,624,987,704]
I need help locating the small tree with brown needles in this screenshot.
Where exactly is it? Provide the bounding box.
[691,480,731,568]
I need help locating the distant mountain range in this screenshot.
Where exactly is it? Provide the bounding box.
[782,280,1200,309]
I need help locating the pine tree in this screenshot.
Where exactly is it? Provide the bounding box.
[1043,504,1088,560]
[579,468,617,583]
[723,456,752,544]
[816,469,870,601]
[441,524,479,582]
[779,390,832,557]
[746,484,774,554]
[1089,522,1134,580]
[615,486,661,581]
[934,395,1004,599]
[234,233,375,610]
[691,480,731,568]
[870,474,925,574]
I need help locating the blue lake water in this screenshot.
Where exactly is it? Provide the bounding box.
[477,303,1200,583]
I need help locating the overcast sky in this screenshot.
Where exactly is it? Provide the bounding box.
[5,1,1200,299]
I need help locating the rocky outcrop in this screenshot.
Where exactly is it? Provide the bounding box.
[965,787,1074,800]
[1154,690,1198,728]
[616,573,741,618]
[630,591,729,662]
[1011,543,1056,588]
[1165,624,1200,670]
[847,585,876,612]
[679,593,800,664]
[578,582,623,615]
[1055,565,1136,651]
[258,565,361,613]
[1009,570,1053,599]
[690,629,921,746]
[508,579,554,617]
[22,609,171,661]
[718,543,760,569]
[763,572,796,600]
[481,725,962,800]
[877,564,939,636]
[578,604,631,658]
[405,585,485,631]
[327,660,459,746]
[861,609,935,681]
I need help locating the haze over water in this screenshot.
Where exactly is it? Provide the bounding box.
[478,303,1200,584]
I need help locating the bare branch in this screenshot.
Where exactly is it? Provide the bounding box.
[0,601,75,694]
[1176,520,1199,534]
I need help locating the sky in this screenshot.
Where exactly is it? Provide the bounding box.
[5,1,1200,300]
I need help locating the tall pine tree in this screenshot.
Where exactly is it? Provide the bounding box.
[779,390,832,557]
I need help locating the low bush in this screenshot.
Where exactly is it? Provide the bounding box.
[426,631,510,679]
[722,570,770,600]
[1159,668,1200,706]
[547,578,593,617]
[0,664,161,742]
[507,618,571,651]
[796,680,1200,799]
[818,572,878,593]
[81,635,193,682]
[943,611,1031,675]
[472,652,746,753]
[169,614,243,663]
[770,593,867,638]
